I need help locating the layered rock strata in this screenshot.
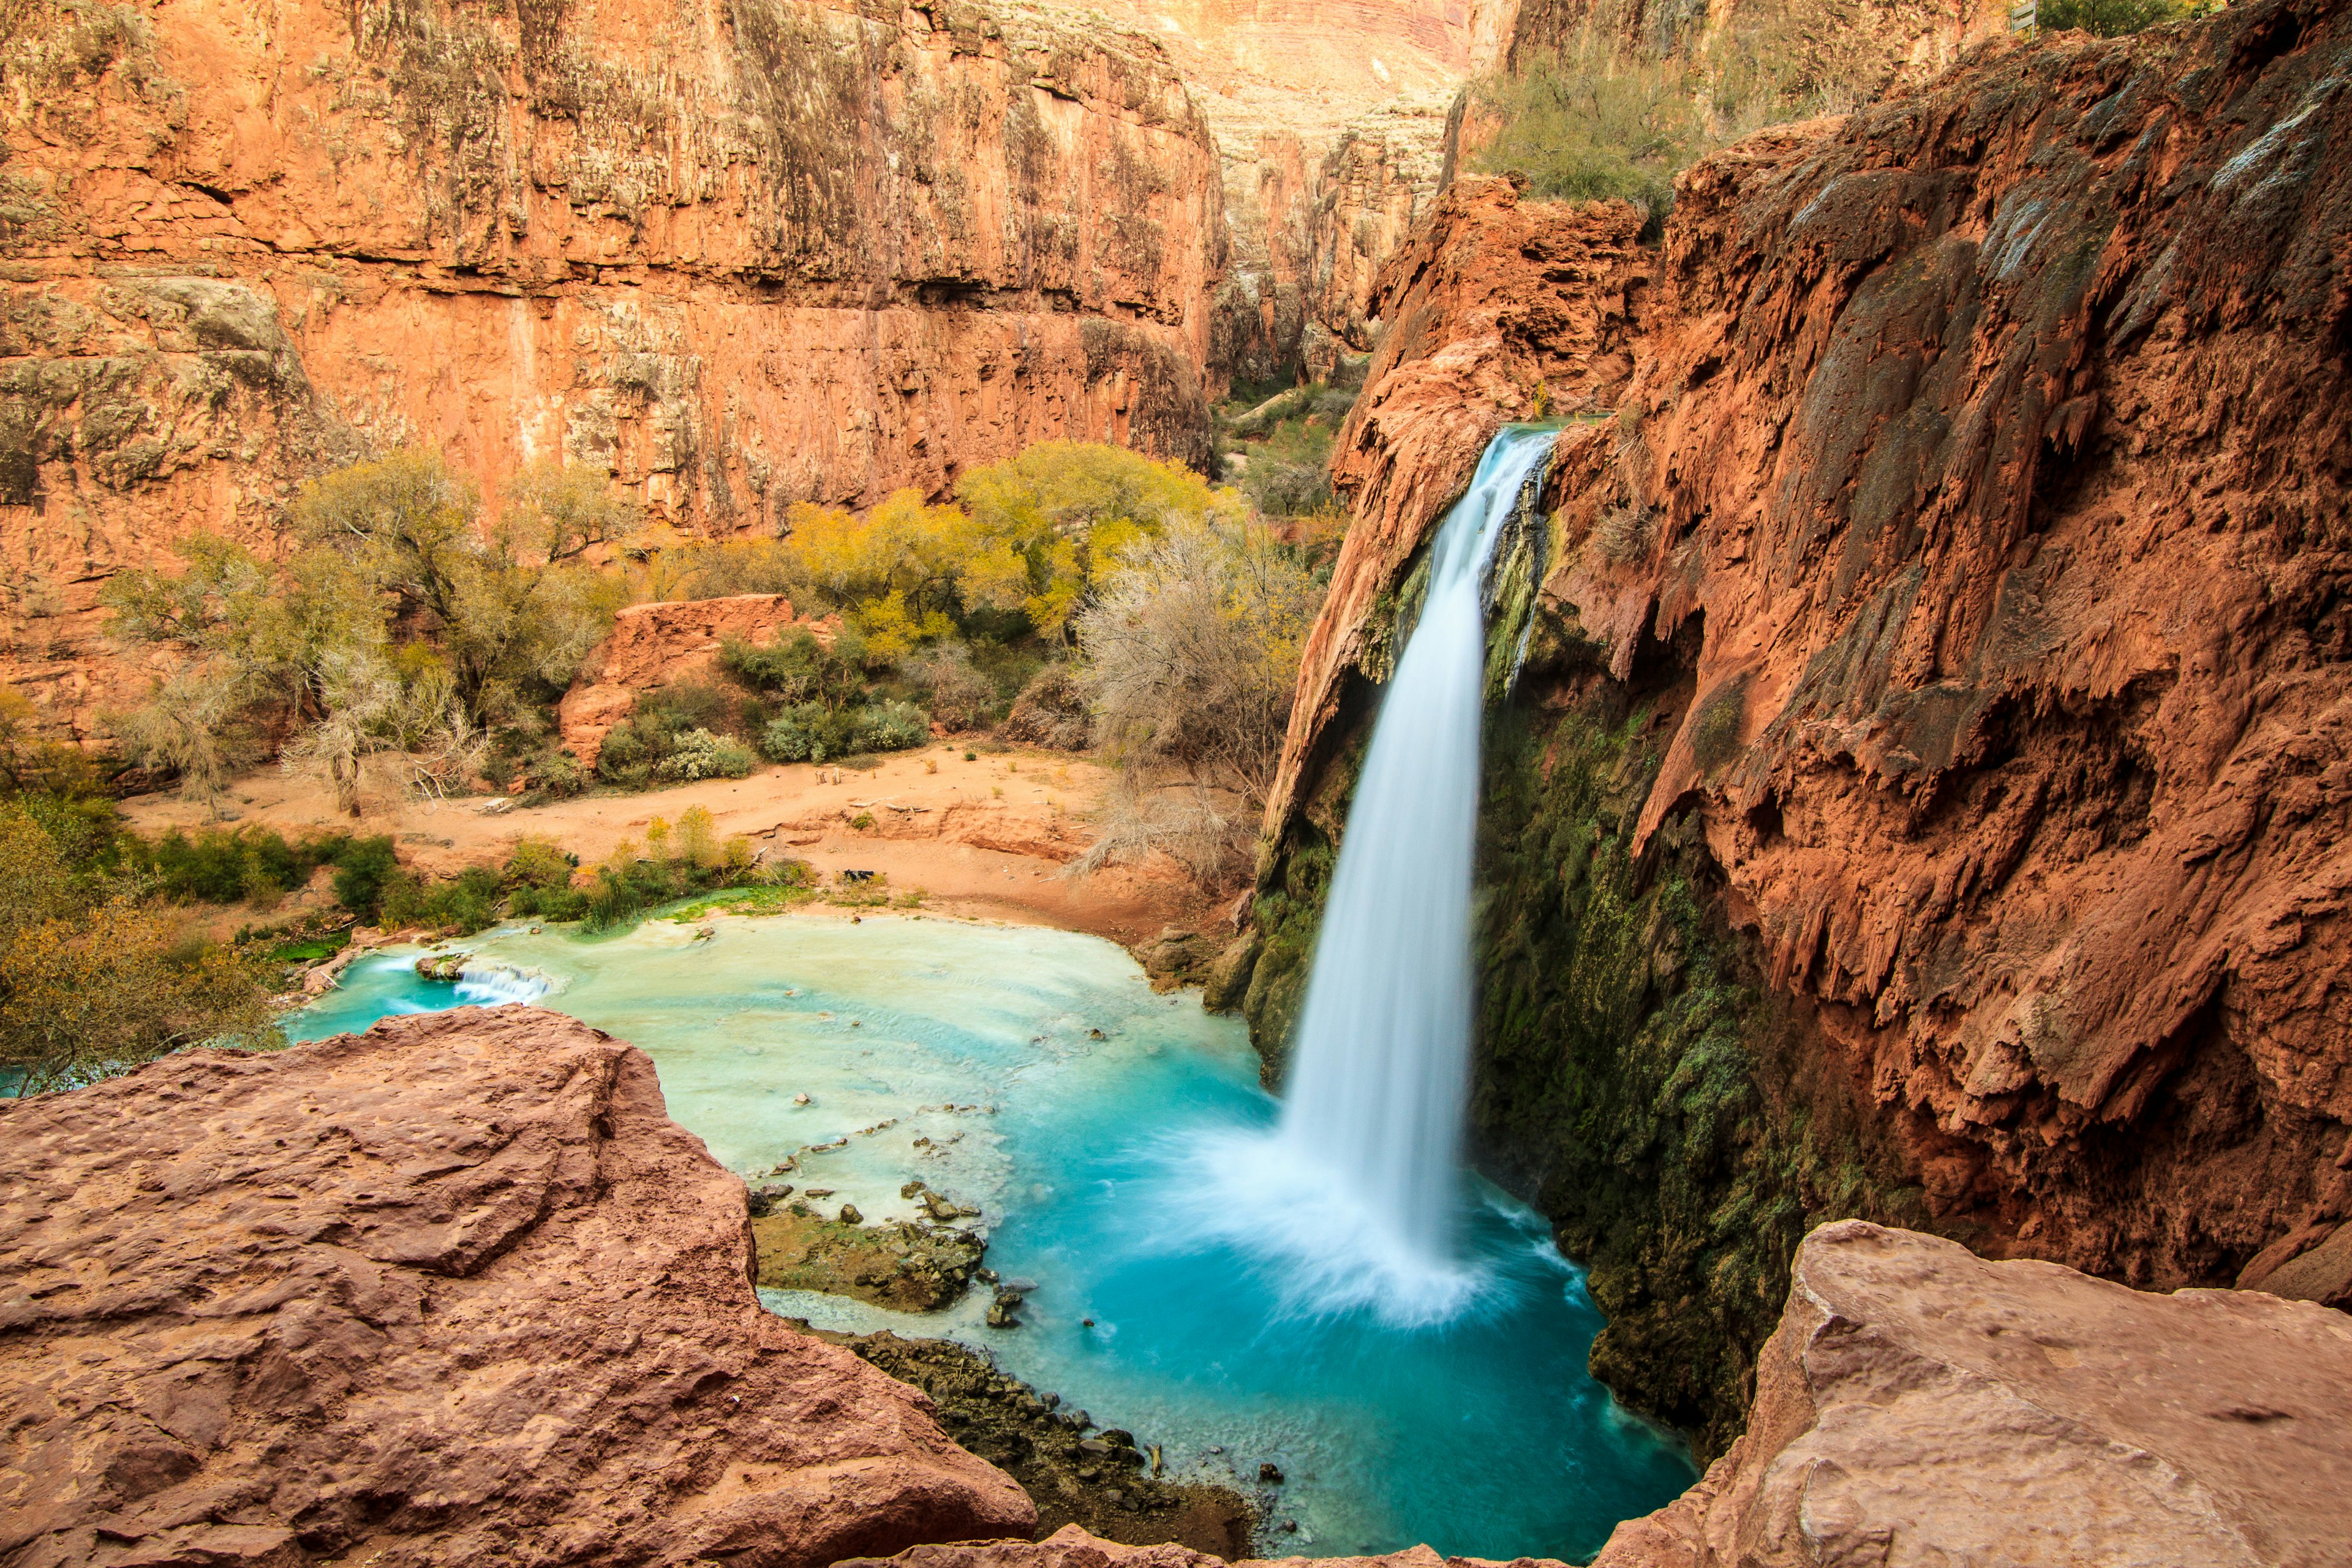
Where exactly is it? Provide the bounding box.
[0,0,1224,737]
[1080,0,1507,382]
[1261,0,2352,1446]
[1593,1221,2352,1568]
[0,1007,1036,1567]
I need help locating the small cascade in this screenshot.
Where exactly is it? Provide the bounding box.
[1172,426,1557,1324]
[453,963,554,1007]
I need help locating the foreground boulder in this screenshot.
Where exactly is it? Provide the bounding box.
[1593,1221,2352,1568]
[0,1008,1034,1568]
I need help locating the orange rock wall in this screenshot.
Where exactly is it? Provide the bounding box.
[0,0,1226,737]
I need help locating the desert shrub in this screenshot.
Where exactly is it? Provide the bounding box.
[2039,0,2182,32]
[760,704,836,764]
[104,451,638,815]
[0,692,100,799]
[505,835,589,922]
[521,748,590,799]
[1243,459,1332,519]
[636,679,737,739]
[377,864,503,935]
[1000,666,1094,750]
[722,629,873,709]
[905,646,998,731]
[654,728,757,782]
[144,825,353,905]
[1074,517,1323,802]
[1593,503,1656,564]
[1,802,277,1094]
[849,701,931,753]
[760,701,929,763]
[1471,32,1702,219]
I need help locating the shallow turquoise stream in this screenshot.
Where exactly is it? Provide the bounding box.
[288,913,1694,1560]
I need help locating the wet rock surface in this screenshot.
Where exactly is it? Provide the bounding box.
[0,1007,1034,1568]
[1592,1222,2352,1568]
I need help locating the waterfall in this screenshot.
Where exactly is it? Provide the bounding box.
[454,963,554,1006]
[1167,426,1555,1325]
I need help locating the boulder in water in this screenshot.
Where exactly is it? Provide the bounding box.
[413,950,470,983]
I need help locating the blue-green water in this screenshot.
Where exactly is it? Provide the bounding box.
[289,914,1694,1559]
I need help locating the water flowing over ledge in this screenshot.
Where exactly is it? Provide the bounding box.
[1199,427,1557,1327]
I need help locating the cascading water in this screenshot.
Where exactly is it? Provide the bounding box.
[1175,426,1557,1324]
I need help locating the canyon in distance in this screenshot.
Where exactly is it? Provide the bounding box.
[2,0,2351,1566]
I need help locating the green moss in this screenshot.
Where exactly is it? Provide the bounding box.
[1471,696,1925,1460]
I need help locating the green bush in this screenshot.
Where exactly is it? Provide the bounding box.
[144,825,359,906]
[761,701,930,764]
[331,835,401,919]
[2038,0,2181,32]
[850,701,930,753]
[377,864,503,935]
[654,728,758,782]
[1471,37,1700,218]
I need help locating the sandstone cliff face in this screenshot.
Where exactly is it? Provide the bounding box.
[1262,0,2352,1447]
[0,1007,1036,1568]
[1077,0,1508,382]
[1592,1221,2352,1568]
[1264,176,1651,834]
[0,0,1225,737]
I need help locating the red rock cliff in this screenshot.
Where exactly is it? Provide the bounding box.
[0,0,1225,736]
[1273,0,2352,1336]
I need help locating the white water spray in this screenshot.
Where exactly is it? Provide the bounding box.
[454,963,554,1006]
[1170,426,1555,1324]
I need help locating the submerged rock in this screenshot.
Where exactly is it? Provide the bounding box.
[0,1009,1033,1567]
[1591,1223,2352,1568]
[751,1208,985,1312]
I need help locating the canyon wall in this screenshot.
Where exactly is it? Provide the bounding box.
[0,0,1226,737]
[1254,0,2352,1454]
[1087,0,1508,383]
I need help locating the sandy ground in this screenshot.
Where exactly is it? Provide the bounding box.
[121,744,1226,947]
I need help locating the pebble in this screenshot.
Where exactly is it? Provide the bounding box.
[1069,1409,1092,1429]
[1259,1463,1285,1484]
[1003,1276,1039,1292]
[839,1203,863,1224]
[1280,1520,1297,1534]
[793,1093,811,1105]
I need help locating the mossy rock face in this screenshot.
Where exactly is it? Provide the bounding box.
[817,1329,1257,1558]
[1469,692,1926,1461]
[749,1210,984,1313]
